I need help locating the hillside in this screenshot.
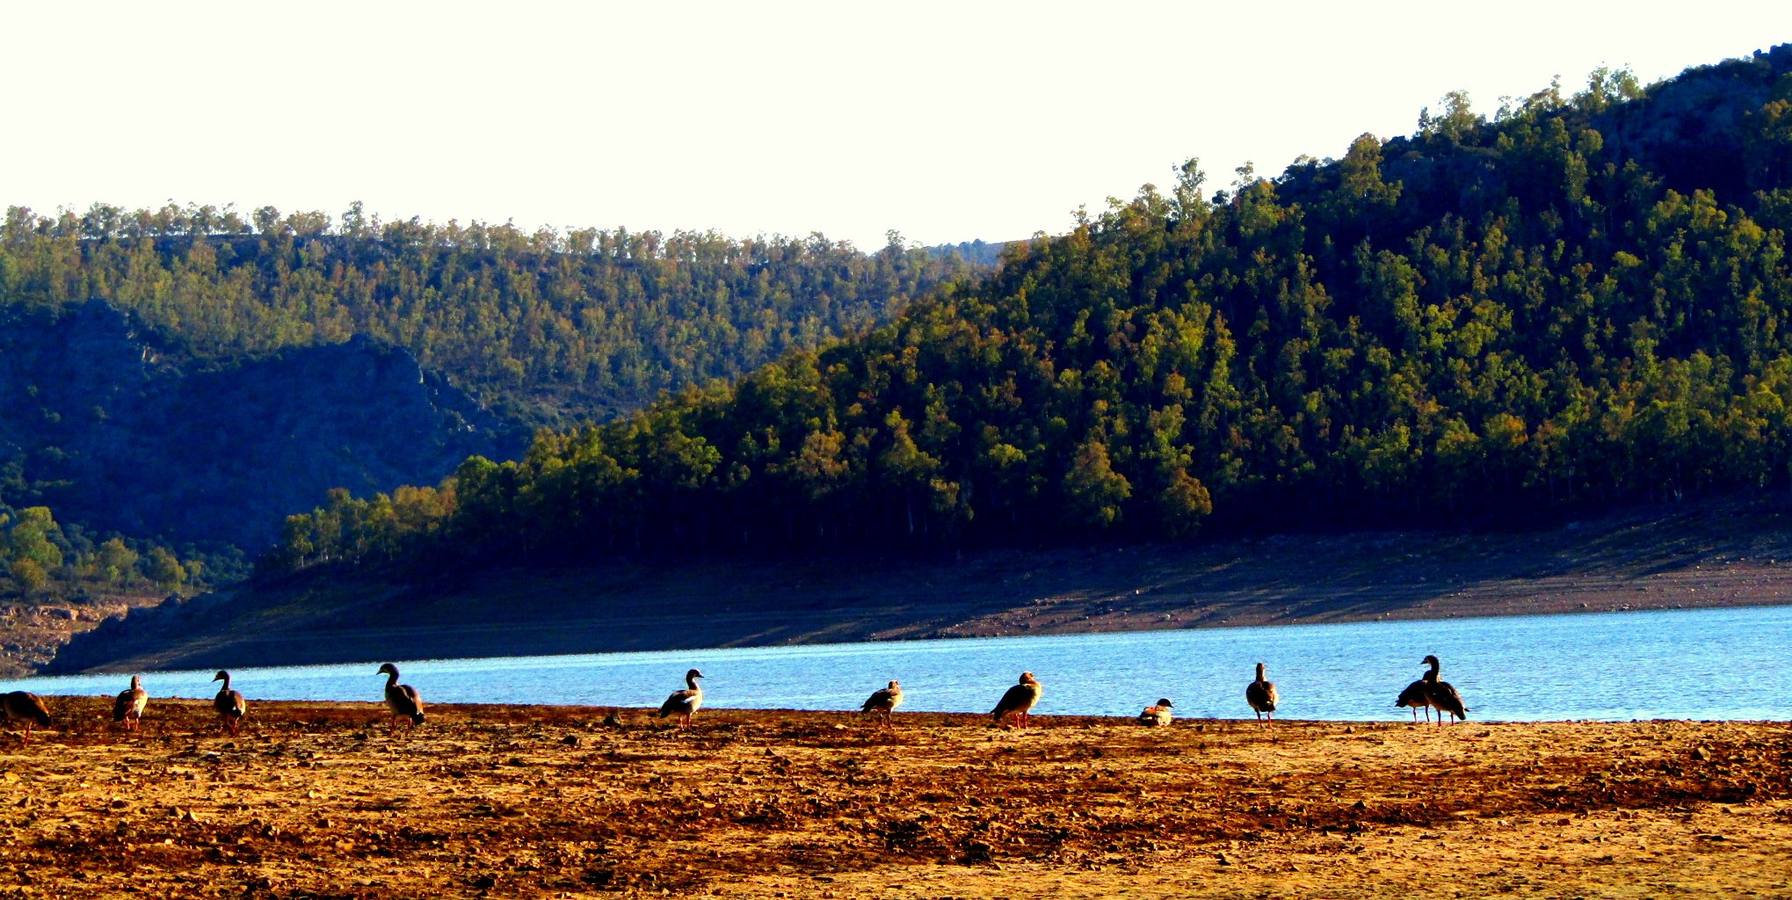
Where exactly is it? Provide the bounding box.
[45,494,1792,673]
[255,46,1792,575]
[0,300,525,549]
[0,217,986,427]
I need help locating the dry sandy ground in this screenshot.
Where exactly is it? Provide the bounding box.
[0,699,1788,898]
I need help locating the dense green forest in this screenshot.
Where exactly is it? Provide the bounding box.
[0,210,985,425]
[264,46,1792,576]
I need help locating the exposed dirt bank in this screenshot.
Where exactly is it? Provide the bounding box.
[46,496,1792,675]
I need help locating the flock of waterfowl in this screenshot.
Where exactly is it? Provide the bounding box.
[0,655,1471,743]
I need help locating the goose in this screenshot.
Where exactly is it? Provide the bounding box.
[1137,698,1174,727]
[990,671,1042,728]
[1395,678,1434,723]
[112,675,148,733]
[657,668,704,729]
[211,670,247,736]
[377,663,425,729]
[860,680,903,729]
[1421,654,1468,725]
[1246,662,1279,723]
[1,691,51,745]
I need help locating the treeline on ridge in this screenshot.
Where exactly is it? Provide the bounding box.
[256,49,1792,573]
[0,208,988,424]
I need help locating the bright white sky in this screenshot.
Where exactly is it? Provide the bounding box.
[4,1,1788,248]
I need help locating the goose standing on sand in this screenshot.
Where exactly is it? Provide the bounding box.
[1421,654,1468,724]
[991,671,1042,728]
[657,668,704,729]
[1246,662,1280,723]
[113,675,148,733]
[1137,698,1174,727]
[1,691,51,745]
[1395,677,1433,724]
[211,670,247,736]
[860,680,903,730]
[377,663,425,729]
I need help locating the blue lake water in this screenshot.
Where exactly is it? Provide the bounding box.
[5,604,1790,721]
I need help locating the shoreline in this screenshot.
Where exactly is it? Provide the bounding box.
[41,494,1792,675]
[2,699,1788,897]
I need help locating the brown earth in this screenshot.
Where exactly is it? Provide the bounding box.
[47,494,1792,674]
[0,592,172,678]
[1,699,1788,898]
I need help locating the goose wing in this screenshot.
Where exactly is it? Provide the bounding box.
[658,688,698,717]
[1429,680,1468,719]
[861,687,899,712]
[991,682,1036,717]
[386,683,423,717]
[5,692,51,726]
[1396,679,1429,708]
[1246,680,1278,712]
[216,689,247,718]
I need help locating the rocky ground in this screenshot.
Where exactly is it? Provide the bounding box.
[1,699,1787,897]
[0,594,168,678]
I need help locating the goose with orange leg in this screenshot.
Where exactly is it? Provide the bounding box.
[991,671,1042,728]
[1,691,50,745]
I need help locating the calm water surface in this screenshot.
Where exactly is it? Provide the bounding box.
[6,605,1790,721]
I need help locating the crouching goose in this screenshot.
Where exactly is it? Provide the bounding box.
[1137,698,1174,727]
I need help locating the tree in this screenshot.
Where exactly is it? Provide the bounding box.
[145,547,187,588]
[95,538,140,585]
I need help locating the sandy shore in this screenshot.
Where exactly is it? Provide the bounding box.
[1,698,1788,897]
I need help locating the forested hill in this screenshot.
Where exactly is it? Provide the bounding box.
[256,45,1792,579]
[0,301,522,548]
[0,214,987,426]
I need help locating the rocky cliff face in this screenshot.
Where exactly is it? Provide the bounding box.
[0,300,528,549]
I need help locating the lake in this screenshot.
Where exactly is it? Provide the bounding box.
[5,604,1790,721]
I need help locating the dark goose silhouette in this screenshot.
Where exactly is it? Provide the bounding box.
[1421,654,1468,724]
[1395,677,1433,723]
[1,691,51,745]
[211,670,247,736]
[1246,662,1280,723]
[378,663,425,728]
